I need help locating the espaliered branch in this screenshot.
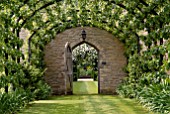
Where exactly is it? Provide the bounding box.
[0,0,170,113]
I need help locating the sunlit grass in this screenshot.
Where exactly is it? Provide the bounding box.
[73,81,98,94]
[19,81,156,114]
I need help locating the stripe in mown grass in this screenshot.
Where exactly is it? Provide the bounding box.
[19,81,155,114]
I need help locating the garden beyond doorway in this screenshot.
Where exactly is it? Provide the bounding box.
[72,43,98,81]
[72,42,99,94]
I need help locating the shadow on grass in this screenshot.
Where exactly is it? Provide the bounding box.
[19,103,84,114]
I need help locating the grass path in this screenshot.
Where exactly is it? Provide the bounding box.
[73,81,98,94]
[19,81,155,114]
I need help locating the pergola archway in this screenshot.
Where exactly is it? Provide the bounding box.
[1,1,170,113]
[9,0,167,97]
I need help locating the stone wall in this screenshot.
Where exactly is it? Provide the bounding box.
[44,27,127,95]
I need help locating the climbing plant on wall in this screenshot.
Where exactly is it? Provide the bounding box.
[0,0,170,113]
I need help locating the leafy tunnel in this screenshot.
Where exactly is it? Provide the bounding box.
[0,0,170,113]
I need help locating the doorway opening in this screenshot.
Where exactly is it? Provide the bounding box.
[72,42,99,94]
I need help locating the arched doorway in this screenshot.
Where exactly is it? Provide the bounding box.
[72,42,99,94]
[44,27,127,95]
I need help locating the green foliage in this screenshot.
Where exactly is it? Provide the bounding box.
[117,53,170,113]
[33,81,51,100]
[0,0,170,113]
[138,85,170,113]
[21,63,51,100]
[73,43,98,81]
[0,89,29,114]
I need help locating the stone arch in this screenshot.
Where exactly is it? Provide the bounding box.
[44,27,127,95]
[72,41,99,52]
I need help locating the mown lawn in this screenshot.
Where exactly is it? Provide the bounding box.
[19,81,155,114]
[73,81,98,94]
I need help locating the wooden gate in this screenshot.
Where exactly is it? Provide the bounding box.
[64,42,73,94]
